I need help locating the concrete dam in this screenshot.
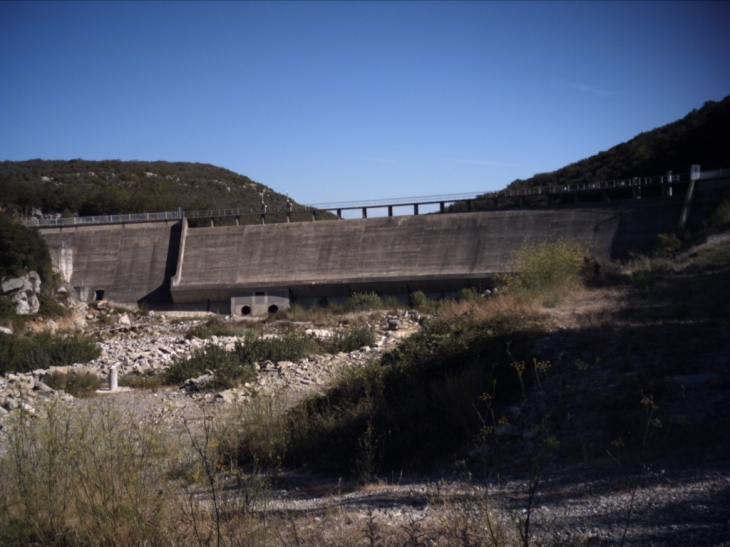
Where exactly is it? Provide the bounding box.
[37,174,730,315]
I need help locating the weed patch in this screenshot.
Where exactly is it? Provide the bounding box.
[283,309,545,474]
[43,371,101,397]
[500,239,586,297]
[320,325,377,354]
[344,292,383,312]
[164,345,257,389]
[0,333,100,374]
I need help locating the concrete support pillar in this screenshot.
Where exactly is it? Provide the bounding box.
[337,209,342,219]
[440,202,445,213]
[414,204,419,215]
[679,167,699,230]
[311,211,316,222]
[261,214,266,225]
[209,219,214,227]
[109,365,118,392]
[663,185,673,197]
[388,206,393,217]
[235,216,240,226]
[466,200,472,211]
[362,207,368,218]
[286,213,291,223]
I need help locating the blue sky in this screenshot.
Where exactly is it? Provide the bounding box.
[1,1,729,207]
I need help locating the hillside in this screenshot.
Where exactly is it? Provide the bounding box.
[445,95,730,213]
[0,159,299,219]
[507,94,730,191]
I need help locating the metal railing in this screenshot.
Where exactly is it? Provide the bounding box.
[20,169,707,228]
[21,210,182,227]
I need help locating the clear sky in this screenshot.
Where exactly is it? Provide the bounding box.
[1,1,729,206]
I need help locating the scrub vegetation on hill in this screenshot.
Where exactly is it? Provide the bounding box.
[0,159,301,219]
[450,94,730,212]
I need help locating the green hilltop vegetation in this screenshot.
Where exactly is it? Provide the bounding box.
[0,159,300,219]
[451,94,730,211]
[2,95,727,220]
[507,95,730,190]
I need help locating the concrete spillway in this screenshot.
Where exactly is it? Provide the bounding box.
[37,177,728,312]
[40,221,181,304]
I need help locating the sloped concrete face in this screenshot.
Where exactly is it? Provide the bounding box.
[170,199,685,304]
[37,178,728,311]
[41,221,182,305]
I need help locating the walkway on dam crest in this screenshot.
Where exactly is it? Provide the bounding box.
[22,167,725,229]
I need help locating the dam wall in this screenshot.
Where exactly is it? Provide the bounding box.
[170,197,686,307]
[40,220,181,305]
[37,176,729,310]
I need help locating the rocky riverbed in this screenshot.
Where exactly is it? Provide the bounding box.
[2,304,729,546]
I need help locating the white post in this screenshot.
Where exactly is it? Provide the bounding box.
[109,365,118,392]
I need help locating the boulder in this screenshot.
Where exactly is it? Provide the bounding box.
[2,271,42,315]
[118,313,131,326]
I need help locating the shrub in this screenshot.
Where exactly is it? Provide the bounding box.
[186,318,248,339]
[118,372,163,391]
[0,333,101,374]
[164,345,257,389]
[503,239,586,294]
[43,371,101,397]
[710,197,730,229]
[321,326,377,354]
[0,400,174,546]
[627,255,674,288]
[344,292,382,312]
[38,293,66,318]
[185,324,211,339]
[216,396,290,471]
[0,295,29,332]
[408,290,429,308]
[655,232,682,258]
[235,331,319,365]
[457,287,482,302]
[0,214,55,283]
[284,309,544,474]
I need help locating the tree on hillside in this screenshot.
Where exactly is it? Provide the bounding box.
[0,214,54,282]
